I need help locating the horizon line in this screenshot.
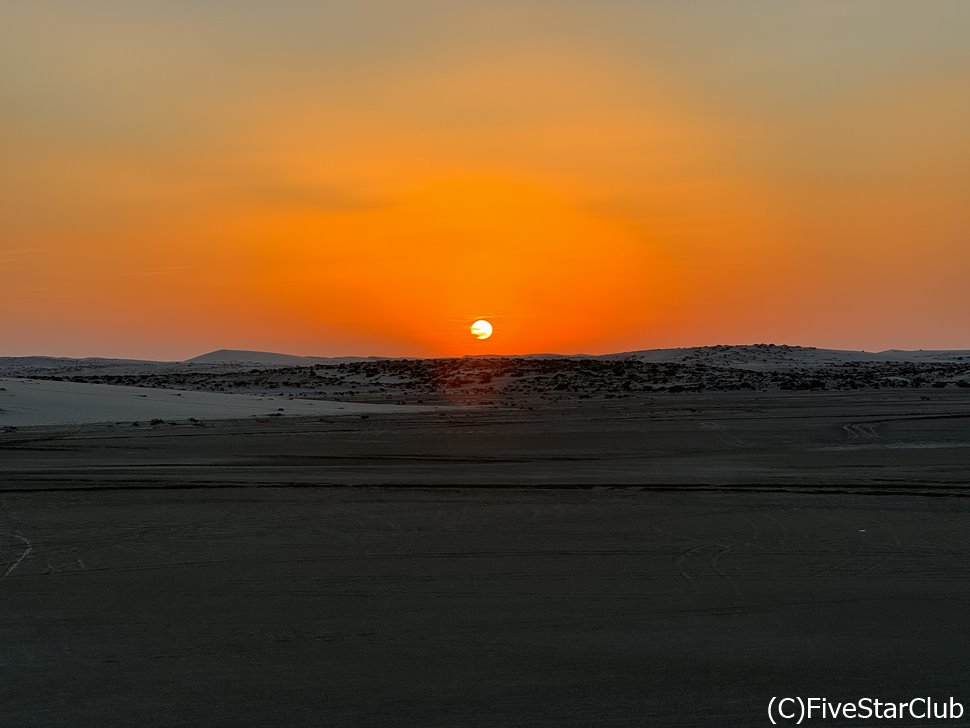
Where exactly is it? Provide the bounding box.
[4,342,970,364]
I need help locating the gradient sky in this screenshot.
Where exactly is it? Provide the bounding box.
[3,1,969,359]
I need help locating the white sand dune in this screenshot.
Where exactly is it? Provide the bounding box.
[0,378,431,427]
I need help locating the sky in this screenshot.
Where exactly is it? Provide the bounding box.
[2,1,969,359]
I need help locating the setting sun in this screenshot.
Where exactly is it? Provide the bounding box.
[470,320,493,340]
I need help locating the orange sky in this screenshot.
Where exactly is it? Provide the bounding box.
[2,2,969,359]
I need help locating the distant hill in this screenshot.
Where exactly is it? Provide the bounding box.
[613,344,970,369]
[0,355,160,369]
[0,355,168,376]
[184,349,389,366]
[185,345,970,368]
[7,345,970,401]
[3,345,968,377]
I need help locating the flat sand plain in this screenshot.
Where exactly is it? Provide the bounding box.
[0,377,434,427]
[2,391,970,726]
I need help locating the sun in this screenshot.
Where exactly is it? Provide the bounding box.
[470,319,493,340]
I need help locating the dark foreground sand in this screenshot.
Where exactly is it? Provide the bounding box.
[3,390,970,489]
[2,391,970,726]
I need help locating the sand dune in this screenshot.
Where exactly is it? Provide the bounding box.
[620,343,970,368]
[5,344,969,380]
[0,377,432,427]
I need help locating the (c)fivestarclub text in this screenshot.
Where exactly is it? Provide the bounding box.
[768,696,964,724]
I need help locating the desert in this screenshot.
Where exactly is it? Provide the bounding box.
[3,347,970,725]
[6,3,970,724]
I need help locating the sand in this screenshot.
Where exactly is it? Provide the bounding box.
[3,390,968,488]
[0,377,434,427]
[3,486,970,726]
[2,390,970,725]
